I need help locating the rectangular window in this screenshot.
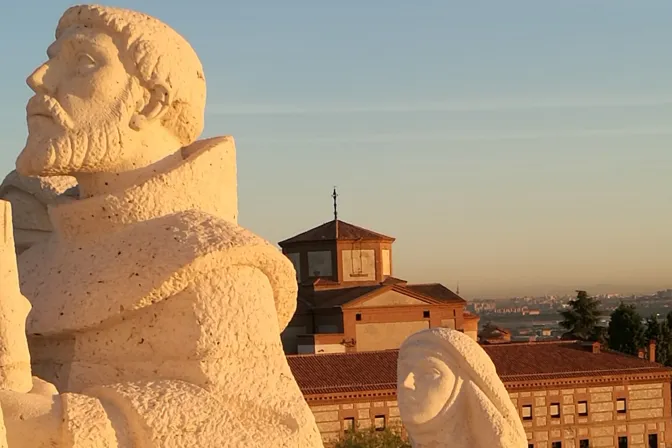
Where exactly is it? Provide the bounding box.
[522,405,532,420]
[578,401,588,416]
[616,398,627,414]
[355,313,362,321]
[343,417,354,432]
[619,436,628,448]
[528,445,534,448]
[648,434,658,448]
[374,415,385,431]
[580,440,590,448]
[423,310,430,318]
[552,442,562,448]
[550,403,560,418]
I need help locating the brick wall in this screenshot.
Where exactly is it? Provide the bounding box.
[309,398,402,446]
[307,381,671,447]
[512,382,669,448]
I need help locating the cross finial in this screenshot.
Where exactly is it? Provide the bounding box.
[332,187,338,221]
[456,281,460,295]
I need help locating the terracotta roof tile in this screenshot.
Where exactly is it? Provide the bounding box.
[405,284,466,304]
[279,219,395,246]
[300,285,385,309]
[299,282,465,309]
[484,341,669,381]
[287,350,398,395]
[287,341,672,395]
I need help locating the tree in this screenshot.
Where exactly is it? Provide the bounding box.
[660,320,672,366]
[657,311,672,366]
[608,303,645,356]
[644,315,665,364]
[559,290,602,341]
[335,428,411,448]
[645,315,661,344]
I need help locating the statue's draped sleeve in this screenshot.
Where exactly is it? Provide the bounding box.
[62,381,259,447]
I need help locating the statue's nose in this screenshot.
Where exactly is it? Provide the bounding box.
[402,372,416,391]
[26,64,51,95]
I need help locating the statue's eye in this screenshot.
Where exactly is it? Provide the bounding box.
[77,54,96,70]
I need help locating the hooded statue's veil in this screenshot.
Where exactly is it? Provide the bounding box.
[397,327,528,448]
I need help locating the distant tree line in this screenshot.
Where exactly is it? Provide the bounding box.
[559,290,672,365]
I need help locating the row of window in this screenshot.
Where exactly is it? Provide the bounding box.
[529,433,658,448]
[522,398,627,420]
[343,415,386,432]
[354,309,457,321]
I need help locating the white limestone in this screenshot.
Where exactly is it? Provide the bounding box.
[0,171,77,254]
[0,201,32,394]
[397,328,527,448]
[0,4,323,447]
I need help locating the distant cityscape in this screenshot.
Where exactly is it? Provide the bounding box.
[469,289,672,341]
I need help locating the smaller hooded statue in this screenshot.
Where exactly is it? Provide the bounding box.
[397,328,528,448]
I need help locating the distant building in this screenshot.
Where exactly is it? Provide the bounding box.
[479,324,512,344]
[278,217,478,354]
[288,341,672,447]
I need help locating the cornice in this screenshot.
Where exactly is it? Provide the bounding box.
[301,371,672,401]
[304,389,397,403]
[502,371,672,390]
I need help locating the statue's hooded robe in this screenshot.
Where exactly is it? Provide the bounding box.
[18,137,324,447]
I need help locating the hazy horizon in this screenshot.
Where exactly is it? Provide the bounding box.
[1,1,670,298]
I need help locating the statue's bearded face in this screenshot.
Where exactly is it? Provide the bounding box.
[398,347,457,426]
[17,27,140,176]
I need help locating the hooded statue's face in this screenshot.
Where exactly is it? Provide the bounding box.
[397,329,529,448]
[397,346,457,426]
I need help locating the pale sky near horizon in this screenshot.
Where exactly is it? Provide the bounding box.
[0,1,670,298]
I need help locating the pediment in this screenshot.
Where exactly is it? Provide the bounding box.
[347,289,432,308]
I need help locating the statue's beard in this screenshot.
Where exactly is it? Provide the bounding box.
[18,123,131,177]
[17,84,137,177]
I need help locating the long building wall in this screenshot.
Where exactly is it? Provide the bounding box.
[305,380,671,448]
[513,382,669,448]
[309,398,403,446]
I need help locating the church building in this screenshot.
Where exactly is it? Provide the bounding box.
[278,190,478,354]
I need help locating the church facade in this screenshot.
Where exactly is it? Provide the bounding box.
[278,217,478,354]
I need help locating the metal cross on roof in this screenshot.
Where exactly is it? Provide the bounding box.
[332,187,338,221]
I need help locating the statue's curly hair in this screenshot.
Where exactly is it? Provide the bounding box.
[57,4,206,146]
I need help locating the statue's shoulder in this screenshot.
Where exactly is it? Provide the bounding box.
[156,210,297,321]
[23,209,297,336]
[144,209,286,265]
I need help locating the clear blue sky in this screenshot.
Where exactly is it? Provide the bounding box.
[1,1,671,298]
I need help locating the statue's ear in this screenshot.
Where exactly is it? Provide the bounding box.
[130,84,171,131]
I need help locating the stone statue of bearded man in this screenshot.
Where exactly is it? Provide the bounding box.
[0,4,323,448]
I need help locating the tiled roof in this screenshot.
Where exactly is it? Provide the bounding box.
[299,282,465,309]
[278,219,395,246]
[480,324,512,339]
[295,297,314,313]
[405,284,466,304]
[287,342,672,395]
[484,341,669,381]
[287,350,398,395]
[463,311,479,320]
[302,285,385,309]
